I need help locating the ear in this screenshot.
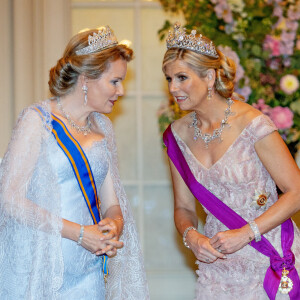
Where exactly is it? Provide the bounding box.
[206,69,216,87]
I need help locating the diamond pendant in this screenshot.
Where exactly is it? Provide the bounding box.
[278,268,293,294]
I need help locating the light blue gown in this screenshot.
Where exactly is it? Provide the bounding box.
[0,102,149,299]
[48,137,108,299]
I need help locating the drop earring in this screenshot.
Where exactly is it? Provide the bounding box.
[82,83,88,106]
[207,87,212,100]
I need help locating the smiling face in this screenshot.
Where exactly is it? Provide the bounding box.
[86,58,127,114]
[164,59,208,111]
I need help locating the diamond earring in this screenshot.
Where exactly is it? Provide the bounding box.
[82,84,88,106]
[207,87,212,100]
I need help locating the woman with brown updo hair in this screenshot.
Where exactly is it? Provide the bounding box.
[163,23,300,299]
[0,27,149,299]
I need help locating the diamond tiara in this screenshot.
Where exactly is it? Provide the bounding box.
[166,22,219,58]
[75,26,118,56]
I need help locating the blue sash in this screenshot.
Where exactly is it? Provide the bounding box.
[33,106,109,277]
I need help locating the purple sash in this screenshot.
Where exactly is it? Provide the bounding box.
[163,124,300,300]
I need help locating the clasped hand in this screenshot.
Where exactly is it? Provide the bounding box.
[80,218,123,257]
[188,227,250,263]
[209,227,251,256]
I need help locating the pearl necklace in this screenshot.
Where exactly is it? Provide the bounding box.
[189,98,234,148]
[56,97,92,136]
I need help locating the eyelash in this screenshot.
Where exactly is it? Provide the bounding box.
[178,75,187,81]
[165,75,187,82]
[111,80,119,85]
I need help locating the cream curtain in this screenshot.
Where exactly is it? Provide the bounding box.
[0,0,71,157]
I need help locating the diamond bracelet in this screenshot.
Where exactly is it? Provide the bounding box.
[248,221,261,242]
[77,225,85,245]
[183,226,197,249]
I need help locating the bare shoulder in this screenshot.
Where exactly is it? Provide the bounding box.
[232,100,262,130]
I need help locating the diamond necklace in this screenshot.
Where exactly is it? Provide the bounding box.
[56,97,92,136]
[189,98,234,148]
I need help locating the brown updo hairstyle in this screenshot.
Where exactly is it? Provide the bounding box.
[49,29,134,97]
[162,34,243,100]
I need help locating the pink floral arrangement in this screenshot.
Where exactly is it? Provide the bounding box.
[270,106,294,130]
[158,0,300,155]
[263,35,281,57]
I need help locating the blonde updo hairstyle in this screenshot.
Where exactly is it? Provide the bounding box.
[49,29,133,97]
[163,34,243,100]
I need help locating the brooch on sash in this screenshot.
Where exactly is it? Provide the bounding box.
[278,267,293,294]
[250,190,270,210]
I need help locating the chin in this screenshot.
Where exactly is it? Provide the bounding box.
[178,102,192,111]
[104,107,114,114]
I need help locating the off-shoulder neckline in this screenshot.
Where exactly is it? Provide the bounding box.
[171,114,265,170]
[33,101,108,152]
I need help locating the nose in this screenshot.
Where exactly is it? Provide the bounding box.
[169,80,178,94]
[117,83,124,97]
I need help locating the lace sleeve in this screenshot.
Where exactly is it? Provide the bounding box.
[0,107,61,231]
[0,105,64,299]
[250,114,278,143]
[99,164,120,216]
[96,114,149,300]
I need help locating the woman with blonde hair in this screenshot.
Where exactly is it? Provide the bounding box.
[163,22,300,299]
[0,26,148,299]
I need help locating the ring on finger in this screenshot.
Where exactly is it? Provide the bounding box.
[205,258,210,263]
[217,248,222,253]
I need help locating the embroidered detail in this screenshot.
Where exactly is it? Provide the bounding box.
[250,190,270,210]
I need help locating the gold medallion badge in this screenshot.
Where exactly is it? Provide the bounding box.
[250,190,270,210]
[278,268,293,294]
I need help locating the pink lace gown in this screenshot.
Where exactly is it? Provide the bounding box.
[172,114,300,300]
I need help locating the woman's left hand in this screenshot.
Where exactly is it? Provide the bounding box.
[95,218,123,256]
[209,225,252,254]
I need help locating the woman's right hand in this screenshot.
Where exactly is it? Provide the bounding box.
[79,224,112,254]
[186,230,226,263]
[95,218,124,257]
[62,219,123,256]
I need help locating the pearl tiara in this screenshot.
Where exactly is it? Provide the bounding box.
[166,22,219,58]
[75,26,118,56]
